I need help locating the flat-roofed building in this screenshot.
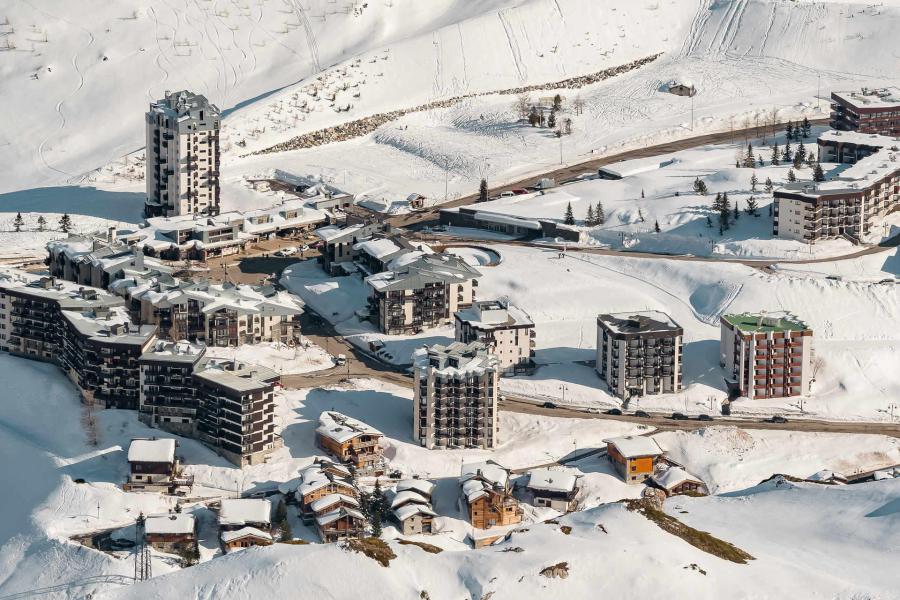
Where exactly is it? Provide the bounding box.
[454,299,535,375]
[774,130,900,244]
[830,87,900,136]
[194,360,281,466]
[720,312,813,400]
[596,311,683,400]
[145,90,221,218]
[139,340,207,435]
[413,342,499,450]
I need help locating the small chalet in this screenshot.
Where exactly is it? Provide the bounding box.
[460,460,523,530]
[144,513,197,554]
[218,498,272,552]
[806,469,849,485]
[407,193,426,210]
[221,527,273,553]
[315,411,385,475]
[649,465,707,497]
[525,468,582,512]
[124,438,192,494]
[391,479,437,535]
[295,459,360,524]
[316,506,367,543]
[605,435,664,484]
[667,81,696,97]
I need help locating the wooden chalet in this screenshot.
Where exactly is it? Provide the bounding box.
[315,411,385,475]
[525,468,582,512]
[460,460,523,530]
[144,513,197,554]
[649,465,708,496]
[316,507,367,543]
[295,461,360,524]
[124,438,193,494]
[605,435,664,484]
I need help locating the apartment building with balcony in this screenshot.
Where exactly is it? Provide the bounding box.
[720,312,813,400]
[454,299,535,375]
[596,311,684,400]
[413,341,500,450]
[367,254,481,335]
[0,271,125,362]
[139,340,207,436]
[47,234,173,290]
[315,411,385,475]
[194,360,281,466]
[59,306,158,410]
[830,87,900,136]
[315,223,386,275]
[119,277,304,347]
[774,130,900,244]
[145,90,221,218]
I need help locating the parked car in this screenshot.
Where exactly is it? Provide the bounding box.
[605,408,623,416]
[542,402,559,409]
[670,412,689,420]
[335,354,347,366]
[633,410,650,418]
[769,415,788,423]
[275,246,298,257]
[511,188,529,195]
[586,407,601,414]
[300,244,310,252]
[697,414,714,422]
[499,191,516,198]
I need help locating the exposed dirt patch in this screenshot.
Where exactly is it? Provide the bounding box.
[398,539,443,554]
[345,537,397,567]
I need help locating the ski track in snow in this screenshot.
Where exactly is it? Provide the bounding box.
[498,9,527,82]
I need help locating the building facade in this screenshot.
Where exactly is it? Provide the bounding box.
[830,88,900,136]
[459,461,523,529]
[315,411,385,475]
[605,436,664,484]
[145,90,221,218]
[454,300,535,375]
[367,254,480,335]
[774,130,900,244]
[720,312,814,400]
[139,341,207,435]
[596,311,683,400]
[413,342,499,450]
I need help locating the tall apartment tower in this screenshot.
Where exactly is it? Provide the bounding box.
[596,311,683,400]
[720,313,813,400]
[413,341,499,450]
[145,90,221,218]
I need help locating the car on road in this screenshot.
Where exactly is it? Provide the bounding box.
[604,408,623,416]
[499,191,516,198]
[542,402,559,409]
[300,244,310,253]
[768,415,788,423]
[633,410,650,418]
[275,247,298,257]
[334,354,347,366]
[697,414,714,422]
[670,412,689,420]
[586,407,601,414]
[512,188,529,195]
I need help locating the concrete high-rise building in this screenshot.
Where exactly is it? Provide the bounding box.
[413,341,499,450]
[145,90,221,218]
[720,312,813,400]
[596,311,683,400]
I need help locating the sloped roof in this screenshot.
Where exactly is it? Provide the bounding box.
[145,513,195,535]
[219,499,271,526]
[393,503,437,523]
[650,466,704,491]
[604,436,664,459]
[220,526,272,544]
[127,438,176,464]
[526,468,580,493]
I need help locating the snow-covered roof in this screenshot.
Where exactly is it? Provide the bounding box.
[455,300,534,330]
[316,507,365,527]
[461,460,509,488]
[310,493,360,513]
[597,311,682,336]
[832,87,900,110]
[650,466,703,491]
[316,224,363,243]
[413,341,499,377]
[605,435,664,459]
[390,490,431,509]
[145,513,195,535]
[393,503,437,523]
[353,238,403,260]
[127,438,176,464]
[220,526,273,544]
[807,469,848,483]
[219,499,271,526]
[526,468,580,493]
[395,479,435,498]
[316,411,383,444]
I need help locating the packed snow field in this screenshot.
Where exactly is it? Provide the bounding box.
[0,353,898,599]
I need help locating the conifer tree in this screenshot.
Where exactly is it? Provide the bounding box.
[813,162,825,182]
[478,178,488,203]
[654,220,660,233]
[744,142,756,168]
[595,201,605,224]
[548,109,557,129]
[638,208,645,223]
[37,215,46,232]
[801,116,811,138]
[733,201,740,221]
[750,172,758,192]
[564,202,575,225]
[764,177,774,193]
[796,141,807,167]
[58,213,72,233]
[586,205,595,226]
[746,196,758,216]
[786,121,794,140]
[13,212,24,232]
[782,140,792,163]
[771,144,780,166]
[787,168,796,182]
[719,191,731,231]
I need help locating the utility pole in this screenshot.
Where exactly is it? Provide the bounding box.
[817,73,821,112]
[559,135,563,165]
[134,512,152,582]
[690,92,694,132]
[559,384,568,404]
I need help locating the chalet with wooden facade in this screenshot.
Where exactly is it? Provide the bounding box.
[649,465,708,497]
[605,435,664,484]
[459,460,523,530]
[124,438,193,494]
[316,506,367,543]
[219,498,273,552]
[315,411,385,475]
[295,459,359,524]
[144,513,197,554]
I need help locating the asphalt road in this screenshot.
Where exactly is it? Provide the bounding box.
[387,117,832,229]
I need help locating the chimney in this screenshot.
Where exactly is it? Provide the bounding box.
[108,226,117,243]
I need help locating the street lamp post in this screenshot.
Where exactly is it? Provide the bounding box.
[560,384,568,404]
